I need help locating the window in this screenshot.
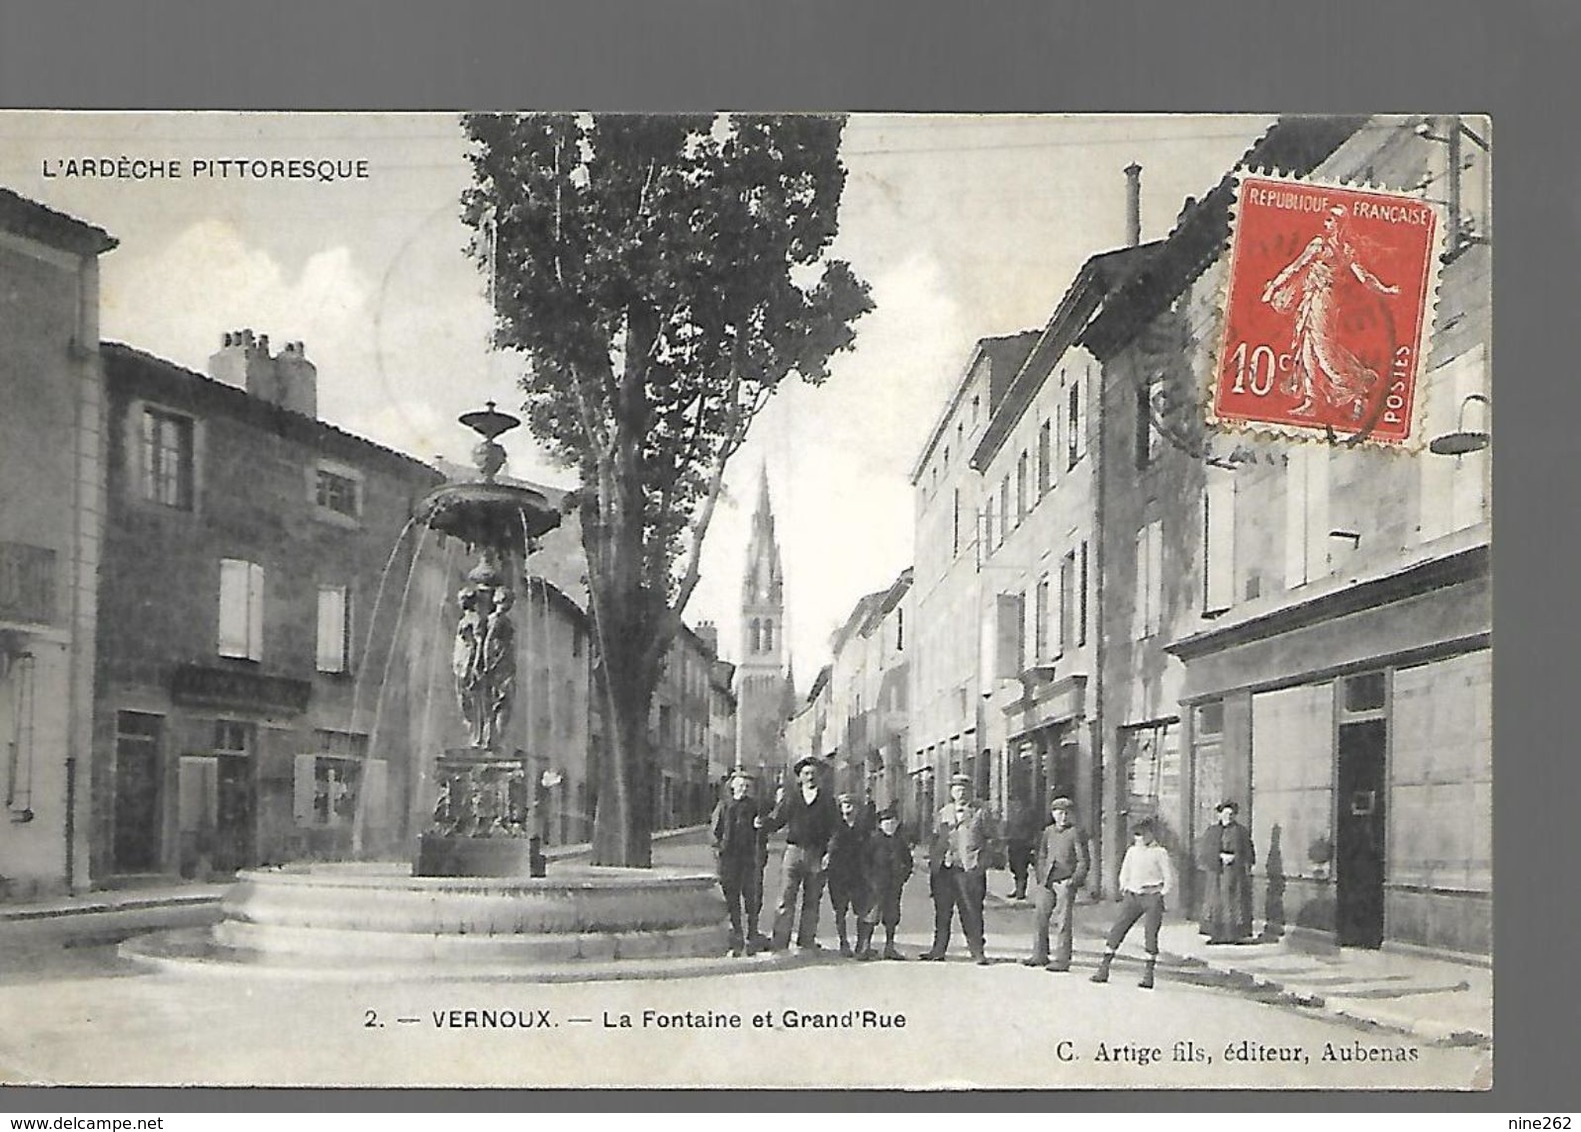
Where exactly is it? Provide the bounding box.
[894,607,904,652]
[214,719,252,755]
[314,466,361,519]
[141,407,194,510]
[983,496,996,557]
[294,731,381,830]
[762,620,773,651]
[316,585,352,673]
[951,489,960,556]
[1134,521,1163,639]
[1135,381,1158,469]
[1016,451,1029,522]
[218,559,265,660]
[1058,551,1075,658]
[1204,466,1236,615]
[1123,719,1182,839]
[1078,540,1089,647]
[1066,379,1082,469]
[998,477,1010,544]
[1037,420,1052,496]
[1034,576,1050,660]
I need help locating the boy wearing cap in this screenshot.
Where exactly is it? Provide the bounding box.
[711,768,767,956]
[1090,817,1175,989]
[764,755,839,951]
[825,793,869,957]
[921,772,992,965]
[1198,799,1256,944]
[1023,795,1090,972]
[859,805,913,960]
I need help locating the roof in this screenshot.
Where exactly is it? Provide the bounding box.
[101,341,443,484]
[830,589,888,655]
[1081,116,1367,361]
[909,330,1039,484]
[0,187,118,256]
[971,242,1161,470]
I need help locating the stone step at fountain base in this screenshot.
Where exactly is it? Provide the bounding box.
[117,860,768,982]
[119,926,804,983]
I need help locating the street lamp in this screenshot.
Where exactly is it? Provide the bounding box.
[1429,394,1491,456]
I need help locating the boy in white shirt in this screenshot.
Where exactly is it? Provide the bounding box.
[1090,817,1175,989]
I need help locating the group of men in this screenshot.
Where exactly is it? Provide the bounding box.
[710,754,1258,983]
[709,754,911,959]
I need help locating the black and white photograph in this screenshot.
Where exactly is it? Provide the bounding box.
[0,110,1493,1090]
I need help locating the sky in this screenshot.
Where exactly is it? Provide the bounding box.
[1,112,1274,679]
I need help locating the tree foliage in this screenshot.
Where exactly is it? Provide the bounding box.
[460,113,871,864]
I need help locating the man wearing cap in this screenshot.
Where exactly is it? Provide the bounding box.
[711,768,768,956]
[825,792,869,956]
[860,804,914,960]
[1198,799,1256,944]
[921,772,992,965]
[1023,795,1090,972]
[764,755,839,951]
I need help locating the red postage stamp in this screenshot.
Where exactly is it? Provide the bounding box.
[1211,173,1444,446]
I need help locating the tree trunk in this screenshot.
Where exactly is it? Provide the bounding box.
[590,647,656,867]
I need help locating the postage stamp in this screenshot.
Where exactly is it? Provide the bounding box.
[1209,172,1445,447]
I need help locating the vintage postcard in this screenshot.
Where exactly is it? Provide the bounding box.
[0,112,1491,1090]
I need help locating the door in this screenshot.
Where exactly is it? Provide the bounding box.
[215,756,256,872]
[112,713,162,872]
[1336,719,1387,948]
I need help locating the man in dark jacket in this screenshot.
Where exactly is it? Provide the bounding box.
[921,773,993,965]
[825,793,869,956]
[858,805,913,960]
[1023,795,1090,972]
[1003,796,1042,900]
[711,768,767,956]
[764,755,839,951]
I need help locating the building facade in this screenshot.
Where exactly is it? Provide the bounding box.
[0,190,117,898]
[1082,116,1491,957]
[92,335,446,880]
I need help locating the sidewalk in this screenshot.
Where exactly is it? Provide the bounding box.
[987,888,1492,1048]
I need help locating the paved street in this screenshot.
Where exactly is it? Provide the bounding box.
[0,833,1490,1089]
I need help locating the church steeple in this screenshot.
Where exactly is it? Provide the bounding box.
[736,465,791,767]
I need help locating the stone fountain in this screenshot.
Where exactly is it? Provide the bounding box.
[122,405,735,979]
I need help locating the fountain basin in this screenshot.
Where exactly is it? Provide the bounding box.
[120,861,741,979]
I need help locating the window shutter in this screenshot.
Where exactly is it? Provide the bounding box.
[247,563,265,660]
[1205,467,1237,614]
[1146,521,1163,636]
[294,753,318,826]
[218,560,248,656]
[1133,529,1148,640]
[316,587,346,672]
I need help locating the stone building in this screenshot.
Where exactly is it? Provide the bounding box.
[1083,116,1491,957]
[92,335,446,880]
[0,190,117,898]
[824,568,912,810]
[907,332,1038,828]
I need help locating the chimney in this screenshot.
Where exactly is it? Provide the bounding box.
[1124,162,1143,247]
[696,621,719,656]
[206,330,318,417]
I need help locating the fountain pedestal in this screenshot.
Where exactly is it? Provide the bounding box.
[415,749,544,877]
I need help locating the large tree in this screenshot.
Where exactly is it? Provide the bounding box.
[461,114,871,866]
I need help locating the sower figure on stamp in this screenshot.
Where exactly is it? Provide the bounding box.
[1198,799,1256,944]
[1023,795,1089,973]
[764,755,838,952]
[858,804,913,960]
[826,792,869,957]
[711,767,768,957]
[1091,817,1176,989]
[920,772,992,965]
[1003,796,1040,901]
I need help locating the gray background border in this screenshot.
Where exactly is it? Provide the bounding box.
[1,0,1574,1113]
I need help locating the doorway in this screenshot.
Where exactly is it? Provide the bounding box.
[1336,718,1387,948]
[112,712,162,872]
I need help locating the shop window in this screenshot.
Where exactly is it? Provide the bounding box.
[141,406,195,510]
[218,559,264,661]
